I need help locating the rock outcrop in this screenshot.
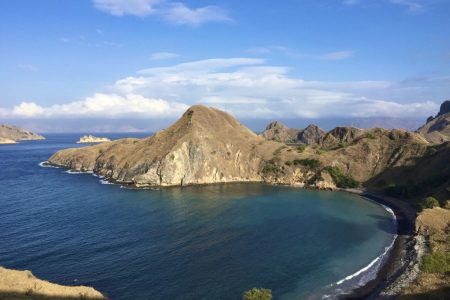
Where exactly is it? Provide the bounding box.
[0,124,45,142]
[417,100,450,144]
[77,135,111,144]
[259,121,299,143]
[0,266,105,299]
[260,121,325,144]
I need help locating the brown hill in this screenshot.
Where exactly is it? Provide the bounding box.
[0,124,45,142]
[49,105,281,187]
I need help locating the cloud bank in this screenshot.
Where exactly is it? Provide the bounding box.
[1,58,444,122]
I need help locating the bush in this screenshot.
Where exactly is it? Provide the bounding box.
[421,252,450,274]
[420,196,440,209]
[243,288,272,300]
[365,133,376,139]
[296,144,306,153]
[292,159,320,169]
[323,166,359,188]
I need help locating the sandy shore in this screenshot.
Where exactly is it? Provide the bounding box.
[339,189,421,300]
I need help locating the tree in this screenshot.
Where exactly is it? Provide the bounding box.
[421,196,440,210]
[243,288,273,300]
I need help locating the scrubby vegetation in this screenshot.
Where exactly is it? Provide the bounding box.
[292,158,320,169]
[420,196,440,210]
[262,159,283,174]
[243,288,272,300]
[421,252,450,274]
[323,166,359,188]
[296,144,306,153]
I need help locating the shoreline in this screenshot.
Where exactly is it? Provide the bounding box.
[340,189,419,300]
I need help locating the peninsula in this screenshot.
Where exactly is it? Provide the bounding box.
[0,124,45,144]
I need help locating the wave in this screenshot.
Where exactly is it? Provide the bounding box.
[65,169,93,174]
[38,161,60,168]
[99,179,114,185]
[335,235,397,286]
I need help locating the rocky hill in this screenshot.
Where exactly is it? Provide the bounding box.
[417,100,450,144]
[49,105,282,187]
[0,124,45,142]
[260,121,324,144]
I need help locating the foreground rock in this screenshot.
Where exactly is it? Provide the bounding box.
[0,266,105,299]
[0,124,45,142]
[77,135,111,144]
[398,207,450,299]
[0,137,17,144]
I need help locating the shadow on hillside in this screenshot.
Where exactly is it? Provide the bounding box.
[0,291,106,300]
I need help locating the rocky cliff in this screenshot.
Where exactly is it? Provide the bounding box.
[417,100,450,144]
[0,124,45,142]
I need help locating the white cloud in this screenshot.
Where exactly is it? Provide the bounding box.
[92,0,231,25]
[2,94,188,119]
[93,0,161,16]
[2,58,445,121]
[149,51,179,60]
[317,50,355,60]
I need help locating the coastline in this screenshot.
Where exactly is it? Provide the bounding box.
[340,189,419,300]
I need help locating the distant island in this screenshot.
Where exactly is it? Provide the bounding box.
[0,124,45,144]
[77,135,111,144]
[48,100,450,298]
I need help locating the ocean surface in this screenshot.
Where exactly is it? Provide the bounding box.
[0,134,397,300]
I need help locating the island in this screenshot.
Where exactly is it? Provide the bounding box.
[0,124,45,144]
[0,266,106,299]
[77,135,111,144]
[48,101,450,298]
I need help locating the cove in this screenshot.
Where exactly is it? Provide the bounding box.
[0,135,396,299]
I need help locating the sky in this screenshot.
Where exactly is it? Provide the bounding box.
[0,0,449,132]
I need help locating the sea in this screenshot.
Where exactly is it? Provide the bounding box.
[0,134,397,299]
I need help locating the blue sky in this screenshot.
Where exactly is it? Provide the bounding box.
[1,0,449,132]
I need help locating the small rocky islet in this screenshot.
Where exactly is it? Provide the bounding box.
[0,124,45,144]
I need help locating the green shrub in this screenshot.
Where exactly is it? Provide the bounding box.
[365,133,376,139]
[243,288,273,300]
[292,158,320,169]
[421,252,450,274]
[285,161,292,166]
[420,196,440,209]
[323,166,359,188]
[296,144,306,153]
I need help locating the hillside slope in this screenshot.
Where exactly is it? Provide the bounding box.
[0,124,45,142]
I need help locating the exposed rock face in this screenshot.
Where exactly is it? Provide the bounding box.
[417,100,450,143]
[297,124,325,144]
[50,105,282,187]
[0,266,105,299]
[0,137,16,144]
[260,121,298,143]
[319,126,365,149]
[0,124,45,142]
[77,135,111,143]
[260,121,324,144]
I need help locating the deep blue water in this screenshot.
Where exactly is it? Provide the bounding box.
[0,134,396,299]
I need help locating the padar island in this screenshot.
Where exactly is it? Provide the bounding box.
[45,101,450,299]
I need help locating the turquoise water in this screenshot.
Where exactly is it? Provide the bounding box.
[0,134,396,299]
